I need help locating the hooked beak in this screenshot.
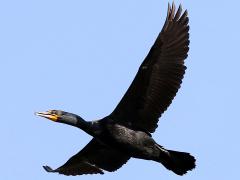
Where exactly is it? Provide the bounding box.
[35,111,59,121]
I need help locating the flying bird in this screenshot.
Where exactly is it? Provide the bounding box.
[36,3,195,176]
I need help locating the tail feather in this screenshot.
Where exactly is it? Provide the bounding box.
[157,147,196,175]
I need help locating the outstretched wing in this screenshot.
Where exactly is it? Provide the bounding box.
[111,3,189,133]
[43,138,130,176]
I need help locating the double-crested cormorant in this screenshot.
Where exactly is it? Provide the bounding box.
[36,3,196,176]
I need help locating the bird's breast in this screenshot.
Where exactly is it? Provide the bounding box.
[99,123,155,157]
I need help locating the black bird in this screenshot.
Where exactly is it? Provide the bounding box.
[36,3,195,176]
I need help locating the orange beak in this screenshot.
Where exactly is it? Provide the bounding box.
[35,111,59,121]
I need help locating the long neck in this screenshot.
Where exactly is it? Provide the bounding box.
[75,115,93,134]
[60,114,94,136]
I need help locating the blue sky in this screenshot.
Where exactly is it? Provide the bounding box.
[0,0,239,179]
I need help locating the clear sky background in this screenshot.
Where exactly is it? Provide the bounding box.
[0,0,239,179]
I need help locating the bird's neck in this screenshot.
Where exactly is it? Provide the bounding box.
[75,115,92,134]
[75,116,102,137]
[60,114,93,135]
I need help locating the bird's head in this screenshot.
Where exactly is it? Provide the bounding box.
[36,109,91,133]
[35,110,78,125]
[35,110,63,121]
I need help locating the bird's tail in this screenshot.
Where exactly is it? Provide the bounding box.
[156,145,196,175]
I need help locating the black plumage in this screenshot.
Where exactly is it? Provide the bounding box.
[36,3,195,176]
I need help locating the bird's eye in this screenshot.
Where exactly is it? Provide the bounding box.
[50,110,57,115]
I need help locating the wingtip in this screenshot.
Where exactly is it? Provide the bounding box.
[169,2,176,20]
[167,3,171,17]
[179,4,183,12]
[171,2,176,11]
[43,165,54,172]
[168,2,170,8]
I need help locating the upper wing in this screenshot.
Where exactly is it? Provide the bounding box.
[111,3,189,133]
[43,138,130,176]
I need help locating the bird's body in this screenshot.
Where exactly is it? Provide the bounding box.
[36,3,196,176]
[92,118,158,160]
